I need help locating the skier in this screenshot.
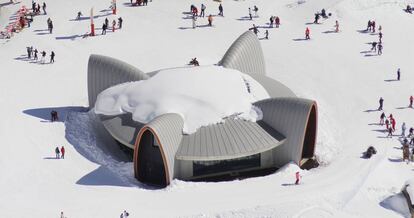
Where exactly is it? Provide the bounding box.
[102,23,107,35]
[55,147,60,159]
[385,118,390,130]
[120,210,129,218]
[250,24,259,36]
[112,20,116,32]
[248,8,252,20]
[218,4,223,16]
[391,117,396,132]
[321,8,327,18]
[34,49,38,60]
[192,16,197,29]
[295,171,301,185]
[207,14,213,26]
[410,95,413,108]
[314,13,320,24]
[41,51,46,64]
[27,47,32,59]
[269,16,274,28]
[50,51,55,63]
[377,42,383,55]
[378,97,384,110]
[118,17,123,29]
[371,41,377,52]
[372,20,376,33]
[387,126,393,137]
[253,5,258,17]
[380,112,385,125]
[60,146,65,159]
[76,11,83,20]
[397,68,400,81]
[335,20,339,32]
[264,30,269,39]
[367,20,372,31]
[402,122,407,137]
[275,16,280,28]
[42,2,46,15]
[200,4,206,17]
[305,27,310,40]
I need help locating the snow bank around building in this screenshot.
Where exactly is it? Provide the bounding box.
[94,65,270,134]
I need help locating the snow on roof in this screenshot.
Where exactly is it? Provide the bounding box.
[94,65,269,134]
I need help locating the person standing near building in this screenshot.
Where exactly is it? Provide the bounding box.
[60,146,65,159]
[295,171,301,185]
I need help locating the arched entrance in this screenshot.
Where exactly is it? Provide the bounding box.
[135,129,167,187]
[301,104,317,159]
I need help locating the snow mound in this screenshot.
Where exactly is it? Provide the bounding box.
[95,65,270,134]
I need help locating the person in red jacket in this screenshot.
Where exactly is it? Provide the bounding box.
[275,16,280,28]
[305,27,310,40]
[410,95,413,108]
[60,146,65,159]
[391,118,396,132]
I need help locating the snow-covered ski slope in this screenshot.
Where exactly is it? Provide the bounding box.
[1,0,414,217]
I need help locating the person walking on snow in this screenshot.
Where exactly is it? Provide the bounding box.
[387,126,393,138]
[385,118,390,130]
[60,146,65,159]
[102,23,107,35]
[379,32,383,43]
[371,41,377,52]
[335,20,339,32]
[397,68,400,81]
[200,4,206,17]
[391,117,396,132]
[377,42,383,55]
[275,16,280,28]
[42,2,46,15]
[269,16,274,28]
[105,18,109,28]
[112,20,116,32]
[253,5,258,17]
[305,27,310,40]
[380,112,385,125]
[372,21,376,33]
[402,122,407,137]
[34,49,38,60]
[118,17,123,29]
[409,127,414,138]
[378,97,384,110]
[50,51,55,63]
[410,95,413,108]
[41,51,46,64]
[218,4,223,16]
[295,171,301,185]
[248,7,252,20]
[208,14,213,26]
[192,16,197,29]
[265,30,269,39]
[250,24,259,35]
[55,147,60,159]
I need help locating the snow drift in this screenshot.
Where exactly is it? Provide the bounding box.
[94,65,269,134]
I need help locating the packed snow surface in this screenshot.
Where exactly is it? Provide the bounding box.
[94,65,269,134]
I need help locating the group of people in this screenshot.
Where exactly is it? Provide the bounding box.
[131,0,151,6]
[101,17,123,35]
[313,8,329,24]
[31,1,47,15]
[25,46,55,64]
[375,70,414,161]
[248,5,259,20]
[365,20,384,55]
[189,3,219,28]
[55,146,65,159]
[269,16,280,28]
